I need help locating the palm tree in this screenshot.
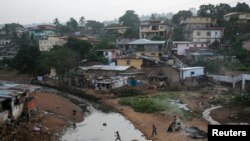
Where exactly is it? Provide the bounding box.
[53,18,60,26]
[79,16,86,27]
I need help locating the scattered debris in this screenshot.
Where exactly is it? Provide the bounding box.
[169,100,190,111]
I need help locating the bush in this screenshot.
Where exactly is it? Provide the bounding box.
[113,87,144,97]
[232,94,250,106]
[119,98,164,113]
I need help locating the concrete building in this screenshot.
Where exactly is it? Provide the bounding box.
[107,26,128,35]
[180,17,217,41]
[95,49,121,62]
[243,41,250,51]
[38,35,67,51]
[192,27,224,44]
[139,20,171,39]
[0,82,38,124]
[0,39,12,47]
[28,25,57,40]
[172,41,208,56]
[116,38,136,51]
[179,67,204,80]
[116,55,143,69]
[224,12,250,23]
[78,65,139,79]
[128,39,166,58]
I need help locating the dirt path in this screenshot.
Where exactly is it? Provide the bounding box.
[103,99,208,141]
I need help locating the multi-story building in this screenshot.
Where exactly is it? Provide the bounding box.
[128,39,166,58]
[116,55,143,69]
[139,20,171,39]
[171,41,208,56]
[224,12,250,24]
[95,49,121,62]
[180,17,217,41]
[38,35,66,51]
[192,27,224,44]
[28,25,57,40]
[106,26,128,35]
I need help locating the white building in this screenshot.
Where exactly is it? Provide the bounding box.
[139,20,171,39]
[0,39,12,47]
[192,27,224,44]
[172,41,208,56]
[179,67,204,79]
[95,49,121,62]
[189,8,197,16]
[38,35,66,51]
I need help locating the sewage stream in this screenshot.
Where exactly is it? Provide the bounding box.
[41,88,150,141]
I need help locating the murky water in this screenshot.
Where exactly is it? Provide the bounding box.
[40,88,150,141]
[61,105,150,141]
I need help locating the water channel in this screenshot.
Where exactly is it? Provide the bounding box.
[42,88,151,141]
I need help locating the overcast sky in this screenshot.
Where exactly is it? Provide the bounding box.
[0,0,249,24]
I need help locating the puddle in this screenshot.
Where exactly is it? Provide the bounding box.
[169,99,190,111]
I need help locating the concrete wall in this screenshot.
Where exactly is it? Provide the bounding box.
[12,103,24,120]
[180,68,204,79]
[163,67,180,86]
[0,110,9,124]
[117,58,143,69]
[209,74,250,90]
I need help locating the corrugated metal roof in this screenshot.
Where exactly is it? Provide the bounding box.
[179,67,204,70]
[79,65,131,71]
[128,39,165,45]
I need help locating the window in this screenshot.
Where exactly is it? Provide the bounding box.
[197,31,200,36]
[127,60,130,65]
[105,52,108,56]
[215,32,217,35]
[207,32,211,36]
[151,53,156,55]
[191,71,195,75]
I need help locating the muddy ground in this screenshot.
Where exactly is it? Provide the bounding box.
[1,91,83,141]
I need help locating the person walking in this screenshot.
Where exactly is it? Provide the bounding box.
[152,124,157,136]
[115,131,121,141]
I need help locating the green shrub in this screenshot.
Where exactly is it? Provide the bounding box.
[113,87,144,97]
[232,94,250,106]
[119,98,164,113]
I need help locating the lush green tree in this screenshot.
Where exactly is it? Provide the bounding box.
[13,45,44,75]
[2,23,23,38]
[87,51,108,64]
[221,17,238,43]
[197,4,216,18]
[42,46,80,83]
[215,3,232,19]
[66,37,93,59]
[66,17,78,31]
[85,20,104,34]
[119,10,140,38]
[172,27,183,41]
[172,10,192,25]
[53,18,60,26]
[234,2,250,12]
[94,39,115,49]
[151,35,165,41]
[79,16,86,26]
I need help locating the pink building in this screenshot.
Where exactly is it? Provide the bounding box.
[243,41,250,51]
[172,41,208,56]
